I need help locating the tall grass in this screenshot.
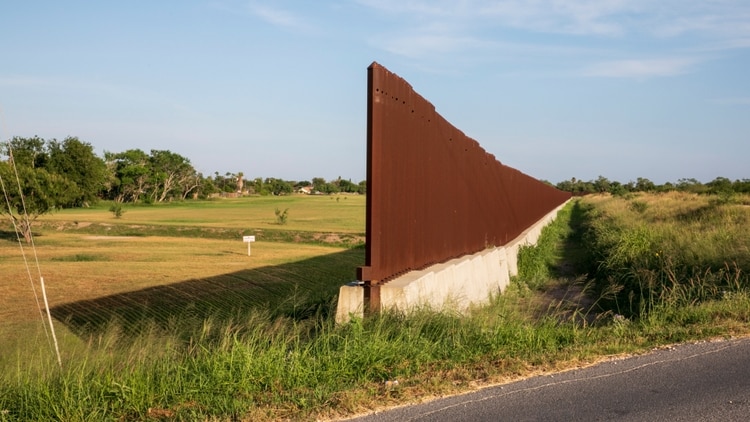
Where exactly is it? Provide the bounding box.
[580,192,750,318]
[0,200,589,420]
[3,196,750,421]
[515,203,574,289]
[1,303,586,421]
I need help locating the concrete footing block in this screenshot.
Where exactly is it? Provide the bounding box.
[335,200,570,323]
[335,281,364,324]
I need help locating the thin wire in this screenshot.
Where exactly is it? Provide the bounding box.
[0,172,51,343]
[40,276,62,368]
[0,110,62,368]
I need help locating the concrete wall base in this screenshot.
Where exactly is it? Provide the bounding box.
[335,200,570,324]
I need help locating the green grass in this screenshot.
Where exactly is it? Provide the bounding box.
[43,195,366,233]
[579,192,750,317]
[50,254,109,262]
[2,194,750,421]
[25,195,366,248]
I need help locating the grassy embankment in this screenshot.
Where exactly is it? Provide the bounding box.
[33,194,366,244]
[1,192,749,421]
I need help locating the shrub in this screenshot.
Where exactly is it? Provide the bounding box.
[109,203,125,219]
[628,200,648,214]
[274,207,289,225]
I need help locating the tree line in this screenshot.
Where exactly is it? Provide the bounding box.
[0,136,364,242]
[2,136,747,243]
[550,176,750,196]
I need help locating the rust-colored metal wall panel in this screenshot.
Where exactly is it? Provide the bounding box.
[358,62,571,284]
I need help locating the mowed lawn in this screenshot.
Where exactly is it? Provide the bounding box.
[0,195,366,356]
[39,194,366,232]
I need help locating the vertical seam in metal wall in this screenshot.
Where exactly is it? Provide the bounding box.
[358,62,571,284]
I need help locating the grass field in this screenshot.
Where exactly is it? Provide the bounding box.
[1,192,750,421]
[1,195,365,362]
[579,191,750,317]
[21,195,367,247]
[39,194,366,233]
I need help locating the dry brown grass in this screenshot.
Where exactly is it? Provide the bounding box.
[0,233,350,342]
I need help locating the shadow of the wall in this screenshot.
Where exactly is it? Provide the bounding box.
[552,199,593,279]
[0,229,25,241]
[50,247,364,338]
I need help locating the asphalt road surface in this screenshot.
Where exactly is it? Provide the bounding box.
[344,337,750,422]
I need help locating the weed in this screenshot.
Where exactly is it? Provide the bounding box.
[274,207,289,225]
[710,190,738,206]
[579,193,750,319]
[628,200,648,214]
[109,203,125,219]
[51,254,108,262]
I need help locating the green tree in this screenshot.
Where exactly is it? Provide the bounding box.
[608,181,627,196]
[179,172,203,200]
[337,178,358,193]
[294,180,311,189]
[312,177,327,194]
[635,177,656,192]
[46,137,107,207]
[657,182,675,192]
[324,181,340,194]
[706,177,732,194]
[148,150,197,202]
[676,178,706,194]
[197,175,218,198]
[592,176,611,193]
[265,178,293,195]
[104,149,151,203]
[556,177,594,195]
[733,179,750,194]
[0,161,78,243]
[2,136,47,168]
[213,172,239,193]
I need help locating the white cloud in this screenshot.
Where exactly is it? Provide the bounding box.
[690,37,750,53]
[583,57,697,78]
[648,2,750,39]
[356,0,750,55]
[246,2,312,32]
[375,32,485,58]
[357,0,750,37]
[357,0,636,36]
[478,0,633,36]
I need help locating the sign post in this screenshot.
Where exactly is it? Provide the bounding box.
[243,235,256,256]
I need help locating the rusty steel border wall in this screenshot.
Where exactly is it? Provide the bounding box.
[357,62,571,296]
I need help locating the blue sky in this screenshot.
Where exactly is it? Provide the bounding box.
[1,1,748,184]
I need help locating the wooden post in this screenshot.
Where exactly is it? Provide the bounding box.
[243,235,256,256]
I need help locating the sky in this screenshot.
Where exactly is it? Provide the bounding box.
[1,1,748,185]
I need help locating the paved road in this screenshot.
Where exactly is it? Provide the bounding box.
[344,337,750,421]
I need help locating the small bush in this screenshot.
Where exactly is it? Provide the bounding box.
[628,200,648,214]
[710,190,737,206]
[109,203,125,218]
[274,207,289,225]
